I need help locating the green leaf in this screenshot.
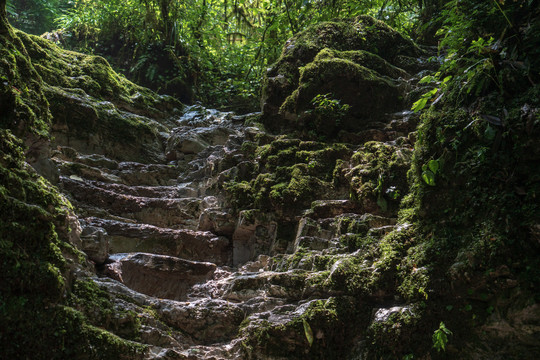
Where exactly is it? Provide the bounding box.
[425,88,438,97]
[419,75,436,84]
[435,27,447,36]
[428,160,440,174]
[422,170,436,186]
[442,75,452,84]
[412,97,428,113]
[303,318,314,347]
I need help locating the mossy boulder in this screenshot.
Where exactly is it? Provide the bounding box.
[0,25,50,138]
[343,141,413,216]
[279,57,401,138]
[223,136,353,218]
[262,15,420,136]
[0,130,146,359]
[16,31,182,163]
[314,48,410,79]
[241,297,368,360]
[0,11,174,357]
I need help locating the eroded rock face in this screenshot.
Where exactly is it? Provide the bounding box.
[17,31,182,165]
[232,210,277,266]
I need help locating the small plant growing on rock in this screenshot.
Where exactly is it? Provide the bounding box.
[309,93,350,137]
[432,321,452,352]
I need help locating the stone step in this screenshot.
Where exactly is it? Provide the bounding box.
[104,252,217,301]
[94,277,244,345]
[54,147,182,186]
[115,161,185,186]
[294,213,398,253]
[222,269,332,302]
[305,199,363,219]
[62,177,203,229]
[155,298,244,344]
[78,180,201,199]
[87,217,231,265]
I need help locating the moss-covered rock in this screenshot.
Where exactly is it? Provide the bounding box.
[343,141,413,216]
[0,11,174,357]
[262,15,420,136]
[14,30,182,163]
[240,297,368,360]
[279,57,401,138]
[314,48,410,79]
[0,130,146,359]
[223,136,353,218]
[0,24,50,138]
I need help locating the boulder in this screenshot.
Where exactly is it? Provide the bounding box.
[166,125,236,156]
[261,15,421,137]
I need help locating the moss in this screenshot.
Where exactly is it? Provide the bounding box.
[274,56,401,139]
[366,303,426,358]
[1,300,145,359]
[69,279,142,342]
[0,129,146,358]
[344,141,412,216]
[241,297,368,360]
[328,255,383,296]
[16,31,167,107]
[262,15,420,132]
[0,25,182,169]
[0,25,51,137]
[339,233,377,252]
[226,136,352,219]
[314,48,410,79]
[0,21,157,358]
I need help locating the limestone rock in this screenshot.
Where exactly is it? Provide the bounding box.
[80,221,109,263]
[105,253,217,301]
[156,298,245,343]
[167,126,236,156]
[232,210,277,266]
[198,208,236,236]
[87,217,231,266]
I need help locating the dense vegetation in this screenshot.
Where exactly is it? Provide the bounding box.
[7,0,423,109]
[1,0,539,358]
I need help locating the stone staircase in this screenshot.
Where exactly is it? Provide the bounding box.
[53,103,420,359]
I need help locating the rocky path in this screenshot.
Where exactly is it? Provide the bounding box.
[51,99,423,359]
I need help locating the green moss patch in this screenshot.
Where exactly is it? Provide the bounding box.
[262,15,420,134]
[223,136,353,217]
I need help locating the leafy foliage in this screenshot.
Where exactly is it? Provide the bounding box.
[425,0,540,105]
[432,322,452,352]
[6,0,69,35]
[46,0,422,109]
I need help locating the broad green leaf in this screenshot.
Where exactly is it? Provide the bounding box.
[422,170,436,186]
[428,160,440,174]
[412,97,428,112]
[419,75,436,84]
[425,88,438,97]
